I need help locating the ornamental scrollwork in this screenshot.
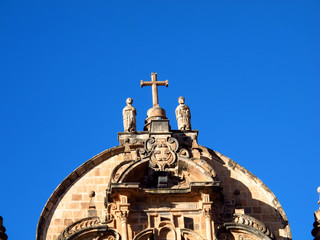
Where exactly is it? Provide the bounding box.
[144,137,179,171]
[58,216,120,240]
[58,217,101,240]
[233,213,274,239]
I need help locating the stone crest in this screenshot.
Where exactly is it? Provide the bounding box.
[145,137,179,171]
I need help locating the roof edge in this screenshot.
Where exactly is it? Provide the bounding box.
[213,149,292,238]
[36,145,127,240]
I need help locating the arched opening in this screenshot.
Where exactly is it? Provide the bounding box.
[159,227,175,240]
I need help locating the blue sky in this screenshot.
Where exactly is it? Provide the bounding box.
[0,1,319,239]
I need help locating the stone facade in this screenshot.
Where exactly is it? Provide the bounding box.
[37,123,291,240]
[37,74,292,240]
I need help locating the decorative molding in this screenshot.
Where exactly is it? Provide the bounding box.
[132,229,154,240]
[58,217,102,240]
[57,217,120,240]
[233,213,274,239]
[180,228,205,240]
[110,160,135,183]
[216,213,275,240]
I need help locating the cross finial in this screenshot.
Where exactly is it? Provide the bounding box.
[140,73,168,107]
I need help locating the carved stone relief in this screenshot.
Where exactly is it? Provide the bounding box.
[57,217,120,240]
[216,212,275,240]
[57,217,101,240]
[144,137,179,171]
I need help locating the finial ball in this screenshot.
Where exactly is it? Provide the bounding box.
[178,96,185,104]
[126,98,133,105]
[89,191,95,198]
[317,187,320,194]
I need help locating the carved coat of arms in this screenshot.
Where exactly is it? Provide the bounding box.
[144,137,179,171]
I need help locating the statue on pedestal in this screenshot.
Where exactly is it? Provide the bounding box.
[122,98,136,132]
[175,96,191,130]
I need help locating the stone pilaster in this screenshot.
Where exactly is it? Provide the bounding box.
[120,211,129,240]
[201,193,213,240]
[118,195,130,240]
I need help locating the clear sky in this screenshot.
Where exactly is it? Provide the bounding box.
[0,1,319,239]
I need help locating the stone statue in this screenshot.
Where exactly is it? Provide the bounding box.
[122,98,136,132]
[175,96,191,130]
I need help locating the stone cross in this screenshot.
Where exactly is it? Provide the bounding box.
[141,73,168,107]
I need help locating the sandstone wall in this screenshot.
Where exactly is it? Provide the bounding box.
[38,145,291,240]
